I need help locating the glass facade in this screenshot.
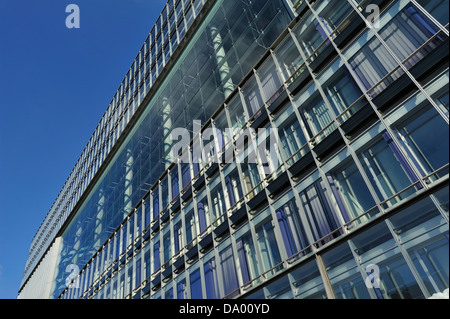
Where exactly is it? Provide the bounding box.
[19,0,449,300]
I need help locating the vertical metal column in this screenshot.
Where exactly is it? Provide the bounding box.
[315,253,336,299]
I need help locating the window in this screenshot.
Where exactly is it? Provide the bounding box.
[144,196,151,229]
[349,31,398,93]
[204,258,220,299]
[134,255,142,290]
[290,260,327,299]
[350,4,441,94]
[395,105,449,179]
[197,192,210,233]
[219,244,240,297]
[171,168,180,200]
[144,244,151,281]
[210,183,227,223]
[273,33,304,82]
[241,75,264,118]
[324,69,364,120]
[380,4,441,69]
[213,109,232,152]
[292,12,328,58]
[127,215,134,247]
[241,163,263,197]
[174,220,183,254]
[256,123,284,177]
[190,268,203,299]
[152,191,160,220]
[298,178,342,244]
[322,242,371,299]
[153,241,161,272]
[389,195,449,297]
[236,232,260,284]
[161,177,169,209]
[358,133,418,204]
[135,209,141,238]
[265,275,293,299]
[256,55,284,102]
[165,287,174,299]
[121,225,127,254]
[437,90,449,114]
[163,230,171,264]
[185,209,196,245]
[181,163,191,189]
[275,110,308,160]
[302,94,337,138]
[177,277,187,299]
[255,218,282,274]
[330,159,377,224]
[126,262,133,296]
[351,222,425,299]
[224,166,244,207]
[315,0,354,33]
[274,194,309,258]
[416,0,449,27]
[227,93,246,138]
[118,267,125,298]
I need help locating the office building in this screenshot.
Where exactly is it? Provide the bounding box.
[18,0,449,299]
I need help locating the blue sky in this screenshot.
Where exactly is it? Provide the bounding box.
[0,0,167,299]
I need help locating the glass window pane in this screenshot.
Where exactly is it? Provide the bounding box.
[290,260,327,299]
[416,0,449,26]
[241,75,264,118]
[274,194,310,257]
[302,94,337,138]
[273,34,304,82]
[256,55,284,101]
[227,93,246,137]
[224,166,244,207]
[204,258,220,299]
[275,110,308,160]
[348,30,398,93]
[220,244,239,297]
[389,195,449,296]
[329,159,377,224]
[380,4,440,67]
[395,105,449,178]
[358,134,417,204]
[255,218,282,274]
[351,222,425,299]
[189,268,203,299]
[236,232,260,284]
[298,178,342,244]
[315,0,354,33]
[265,275,293,299]
[322,242,371,299]
[324,68,364,119]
